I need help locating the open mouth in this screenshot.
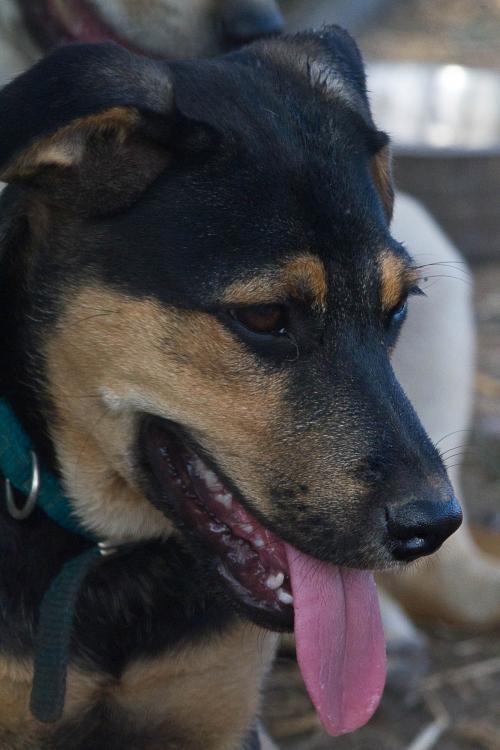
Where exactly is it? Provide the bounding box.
[19,0,147,54]
[144,418,294,629]
[143,417,387,737]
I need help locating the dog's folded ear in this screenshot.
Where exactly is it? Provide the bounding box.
[369,136,394,223]
[281,25,394,221]
[0,43,206,215]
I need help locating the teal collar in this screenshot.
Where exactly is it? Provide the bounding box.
[0,398,92,539]
[0,397,105,723]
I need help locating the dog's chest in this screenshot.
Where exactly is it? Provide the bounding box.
[0,510,278,749]
[0,626,277,750]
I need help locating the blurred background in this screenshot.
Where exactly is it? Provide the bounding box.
[263,1,500,749]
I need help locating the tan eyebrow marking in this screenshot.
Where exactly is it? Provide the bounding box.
[222,254,328,311]
[283,255,328,311]
[378,249,420,311]
[221,276,285,306]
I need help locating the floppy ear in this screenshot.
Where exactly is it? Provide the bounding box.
[284,26,395,222]
[309,26,395,222]
[0,43,187,215]
[282,25,371,119]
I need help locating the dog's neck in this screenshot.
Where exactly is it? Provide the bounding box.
[0,398,90,541]
[0,202,57,474]
[0,197,169,543]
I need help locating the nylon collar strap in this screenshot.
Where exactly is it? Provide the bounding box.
[0,397,103,723]
[0,398,92,539]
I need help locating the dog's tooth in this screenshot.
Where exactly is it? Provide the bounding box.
[253,535,265,548]
[204,469,224,491]
[208,521,226,534]
[277,589,293,605]
[187,461,200,481]
[214,492,232,509]
[265,572,285,590]
[241,523,254,534]
[205,470,217,485]
[190,456,205,477]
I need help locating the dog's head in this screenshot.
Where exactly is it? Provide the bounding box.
[0,31,461,631]
[15,0,284,58]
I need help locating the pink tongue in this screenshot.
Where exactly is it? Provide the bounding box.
[284,544,386,736]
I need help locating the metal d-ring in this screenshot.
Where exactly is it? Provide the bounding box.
[5,451,40,520]
[97,540,117,557]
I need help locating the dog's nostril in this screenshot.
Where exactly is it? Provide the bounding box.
[222,4,284,44]
[386,497,462,562]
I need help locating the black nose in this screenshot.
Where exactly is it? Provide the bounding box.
[222,2,284,45]
[386,497,462,562]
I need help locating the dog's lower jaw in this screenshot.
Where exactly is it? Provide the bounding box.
[142,418,295,631]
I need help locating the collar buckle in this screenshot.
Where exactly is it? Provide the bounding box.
[5,450,40,520]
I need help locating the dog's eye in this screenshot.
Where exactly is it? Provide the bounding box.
[229,305,288,336]
[387,296,408,325]
[387,285,425,327]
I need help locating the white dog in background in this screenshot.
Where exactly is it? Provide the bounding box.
[1,0,499,702]
[0,0,285,82]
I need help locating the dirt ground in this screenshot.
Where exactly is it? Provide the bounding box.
[264,1,500,748]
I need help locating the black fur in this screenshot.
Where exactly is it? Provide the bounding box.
[0,486,234,672]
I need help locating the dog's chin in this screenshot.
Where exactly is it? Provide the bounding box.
[18,0,156,55]
[17,0,233,58]
[142,418,294,632]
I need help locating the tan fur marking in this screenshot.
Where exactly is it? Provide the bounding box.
[0,627,277,748]
[283,254,328,311]
[223,254,327,311]
[379,250,420,311]
[222,276,289,306]
[0,662,106,743]
[44,284,286,539]
[370,145,394,221]
[115,624,278,749]
[0,658,32,730]
[0,659,98,736]
[1,107,141,182]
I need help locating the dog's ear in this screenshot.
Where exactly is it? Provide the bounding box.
[368,134,394,222]
[280,25,395,221]
[0,43,206,215]
[314,25,395,222]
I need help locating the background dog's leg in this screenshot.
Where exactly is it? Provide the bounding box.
[378,588,429,694]
[258,724,279,750]
[381,192,500,629]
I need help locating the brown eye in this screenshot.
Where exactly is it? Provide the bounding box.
[230,304,288,335]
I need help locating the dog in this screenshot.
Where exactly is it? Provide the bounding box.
[0,27,464,749]
[4,0,500,645]
[3,2,500,643]
[0,0,284,83]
